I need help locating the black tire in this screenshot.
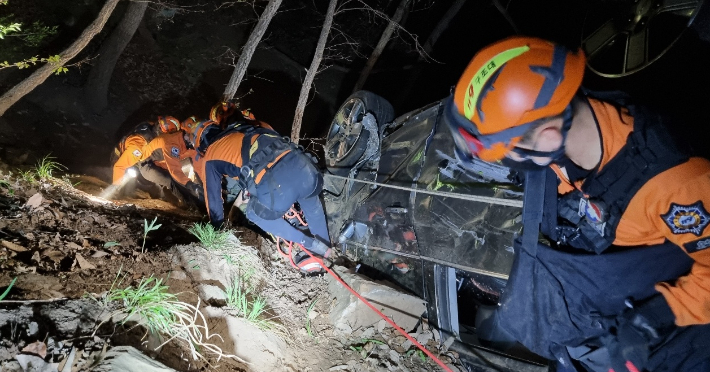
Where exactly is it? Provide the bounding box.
[325,90,395,175]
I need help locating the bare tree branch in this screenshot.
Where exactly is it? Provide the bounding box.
[0,0,121,117]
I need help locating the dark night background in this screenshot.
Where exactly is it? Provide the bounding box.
[0,0,709,177]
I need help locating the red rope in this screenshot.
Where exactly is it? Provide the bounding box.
[297,243,454,372]
[276,237,298,269]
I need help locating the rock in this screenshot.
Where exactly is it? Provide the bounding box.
[377,319,387,333]
[14,354,56,372]
[91,346,176,372]
[202,307,292,371]
[415,332,432,345]
[326,267,426,335]
[2,361,23,372]
[169,270,186,280]
[329,365,349,371]
[388,349,400,364]
[360,327,375,339]
[197,284,227,307]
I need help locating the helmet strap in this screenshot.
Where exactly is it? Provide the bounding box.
[509,104,573,164]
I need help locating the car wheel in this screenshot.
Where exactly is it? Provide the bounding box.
[325,90,394,175]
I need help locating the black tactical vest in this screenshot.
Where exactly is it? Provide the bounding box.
[551,92,689,253]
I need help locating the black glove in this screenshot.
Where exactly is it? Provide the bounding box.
[606,295,676,372]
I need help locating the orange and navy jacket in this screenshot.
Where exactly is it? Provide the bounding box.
[139,131,195,186]
[112,134,149,184]
[552,97,710,326]
[193,122,286,225]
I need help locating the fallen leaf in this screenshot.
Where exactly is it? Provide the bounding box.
[66,242,82,251]
[24,193,43,209]
[31,251,40,263]
[75,254,96,270]
[2,240,27,252]
[41,250,65,263]
[91,251,109,258]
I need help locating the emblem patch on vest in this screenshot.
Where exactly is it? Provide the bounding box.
[171,146,180,158]
[578,198,606,236]
[132,149,142,158]
[661,201,710,236]
[684,237,710,253]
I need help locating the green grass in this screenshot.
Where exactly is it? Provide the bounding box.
[0,179,12,195]
[34,154,66,179]
[306,298,318,338]
[16,169,35,184]
[103,273,235,362]
[0,277,17,301]
[142,217,161,254]
[224,278,272,331]
[188,222,230,250]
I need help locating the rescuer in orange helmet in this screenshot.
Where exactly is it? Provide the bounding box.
[111,116,181,186]
[187,118,331,273]
[209,102,256,129]
[447,36,710,372]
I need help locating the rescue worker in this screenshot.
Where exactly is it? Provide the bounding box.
[209,101,255,129]
[136,116,202,205]
[111,116,182,186]
[111,120,158,185]
[447,36,710,372]
[187,117,332,273]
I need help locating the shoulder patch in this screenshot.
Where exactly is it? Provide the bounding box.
[684,236,710,253]
[171,146,180,158]
[132,149,142,158]
[661,201,710,236]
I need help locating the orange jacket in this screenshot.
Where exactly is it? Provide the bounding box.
[553,98,710,326]
[139,131,195,186]
[112,134,149,184]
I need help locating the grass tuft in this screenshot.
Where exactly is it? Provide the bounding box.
[141,217,161,254]
[188,222,230,250]
[34,154,66,179]
[224,278,272,331]
[17,169,36,184]
[102,272,240,363]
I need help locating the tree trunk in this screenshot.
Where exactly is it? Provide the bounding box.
[351,0,409,93]
[85,0,148,112]
[291,0,338,143]
[221,0,282,102]
[0,0,120,117]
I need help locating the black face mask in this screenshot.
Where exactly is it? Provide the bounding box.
[502,104,573,171]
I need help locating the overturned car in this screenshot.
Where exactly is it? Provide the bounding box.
[322,91,547,371]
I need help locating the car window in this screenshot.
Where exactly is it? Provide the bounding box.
[412,115,523,277]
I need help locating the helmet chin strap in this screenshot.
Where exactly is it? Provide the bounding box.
[507,104,573,168]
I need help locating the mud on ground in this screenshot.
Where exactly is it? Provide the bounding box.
[0,162,451,372]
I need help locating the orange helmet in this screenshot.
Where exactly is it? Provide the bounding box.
[157,116,181,133]
[187,119,220,150]
[448,36,586,162]
[209,102,237,124]
[181,116,199,131]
